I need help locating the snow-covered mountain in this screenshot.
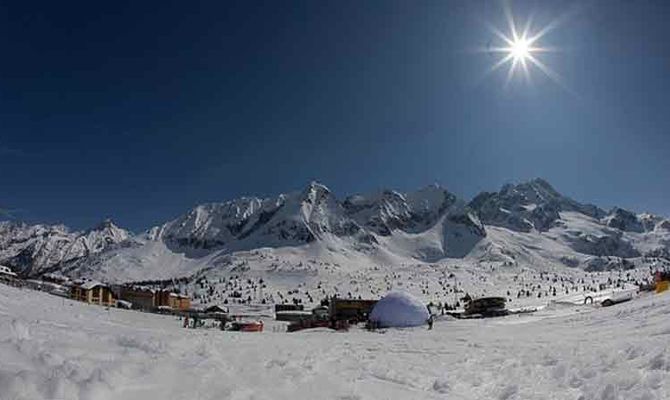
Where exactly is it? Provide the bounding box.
[148,182,368,253]
[468,178,605,232]
[142,181,482,259]
[0,219,134,276]
[342,184,458,236]
[1,179,669,283]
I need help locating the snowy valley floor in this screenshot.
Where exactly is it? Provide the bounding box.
[1,284,669,400]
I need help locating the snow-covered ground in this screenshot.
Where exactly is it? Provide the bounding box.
[1,283,669,400]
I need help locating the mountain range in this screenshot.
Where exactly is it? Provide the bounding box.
[1,178,669,282]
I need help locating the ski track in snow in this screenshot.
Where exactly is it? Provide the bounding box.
[1,284,669,400]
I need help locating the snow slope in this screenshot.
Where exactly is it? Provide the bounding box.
[1,282,670,399]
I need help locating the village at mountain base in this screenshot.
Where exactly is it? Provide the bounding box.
[2,264,670,334]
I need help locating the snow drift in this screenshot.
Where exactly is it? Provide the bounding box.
[369,291,430,328]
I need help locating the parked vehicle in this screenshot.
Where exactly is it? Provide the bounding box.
[229,321,264,332]
[601,291,633,307]
[464,297,508,317]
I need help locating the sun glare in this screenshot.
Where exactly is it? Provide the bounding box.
[481,3,568,89]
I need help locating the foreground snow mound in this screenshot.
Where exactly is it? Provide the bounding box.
[370,291,429,328]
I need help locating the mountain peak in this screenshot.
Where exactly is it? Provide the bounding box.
[308,180,328,189]
[469,178,605,232]
[528,177,555,190]
[301,181,331,198]
[85,218,131,242]
[93,218,117,231]
[500,178,561,201]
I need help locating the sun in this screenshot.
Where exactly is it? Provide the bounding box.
[482,3,566,88]
[509,37,530,61]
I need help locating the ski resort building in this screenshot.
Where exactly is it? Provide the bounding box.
[116,286,156,309]
[115,286,191,311]
[166,292,191,310]
[70,281,116,307]
[655,271,670,294]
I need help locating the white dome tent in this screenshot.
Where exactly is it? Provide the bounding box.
[369,291,430,328]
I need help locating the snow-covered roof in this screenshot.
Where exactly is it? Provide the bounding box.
[0,265,17,277]
[204,305,228,313]
[80,281,107,290]
[123,285,156,294]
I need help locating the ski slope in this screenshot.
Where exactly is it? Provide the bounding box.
[1,283,669,400]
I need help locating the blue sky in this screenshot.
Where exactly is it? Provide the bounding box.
[1,0,669,231]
